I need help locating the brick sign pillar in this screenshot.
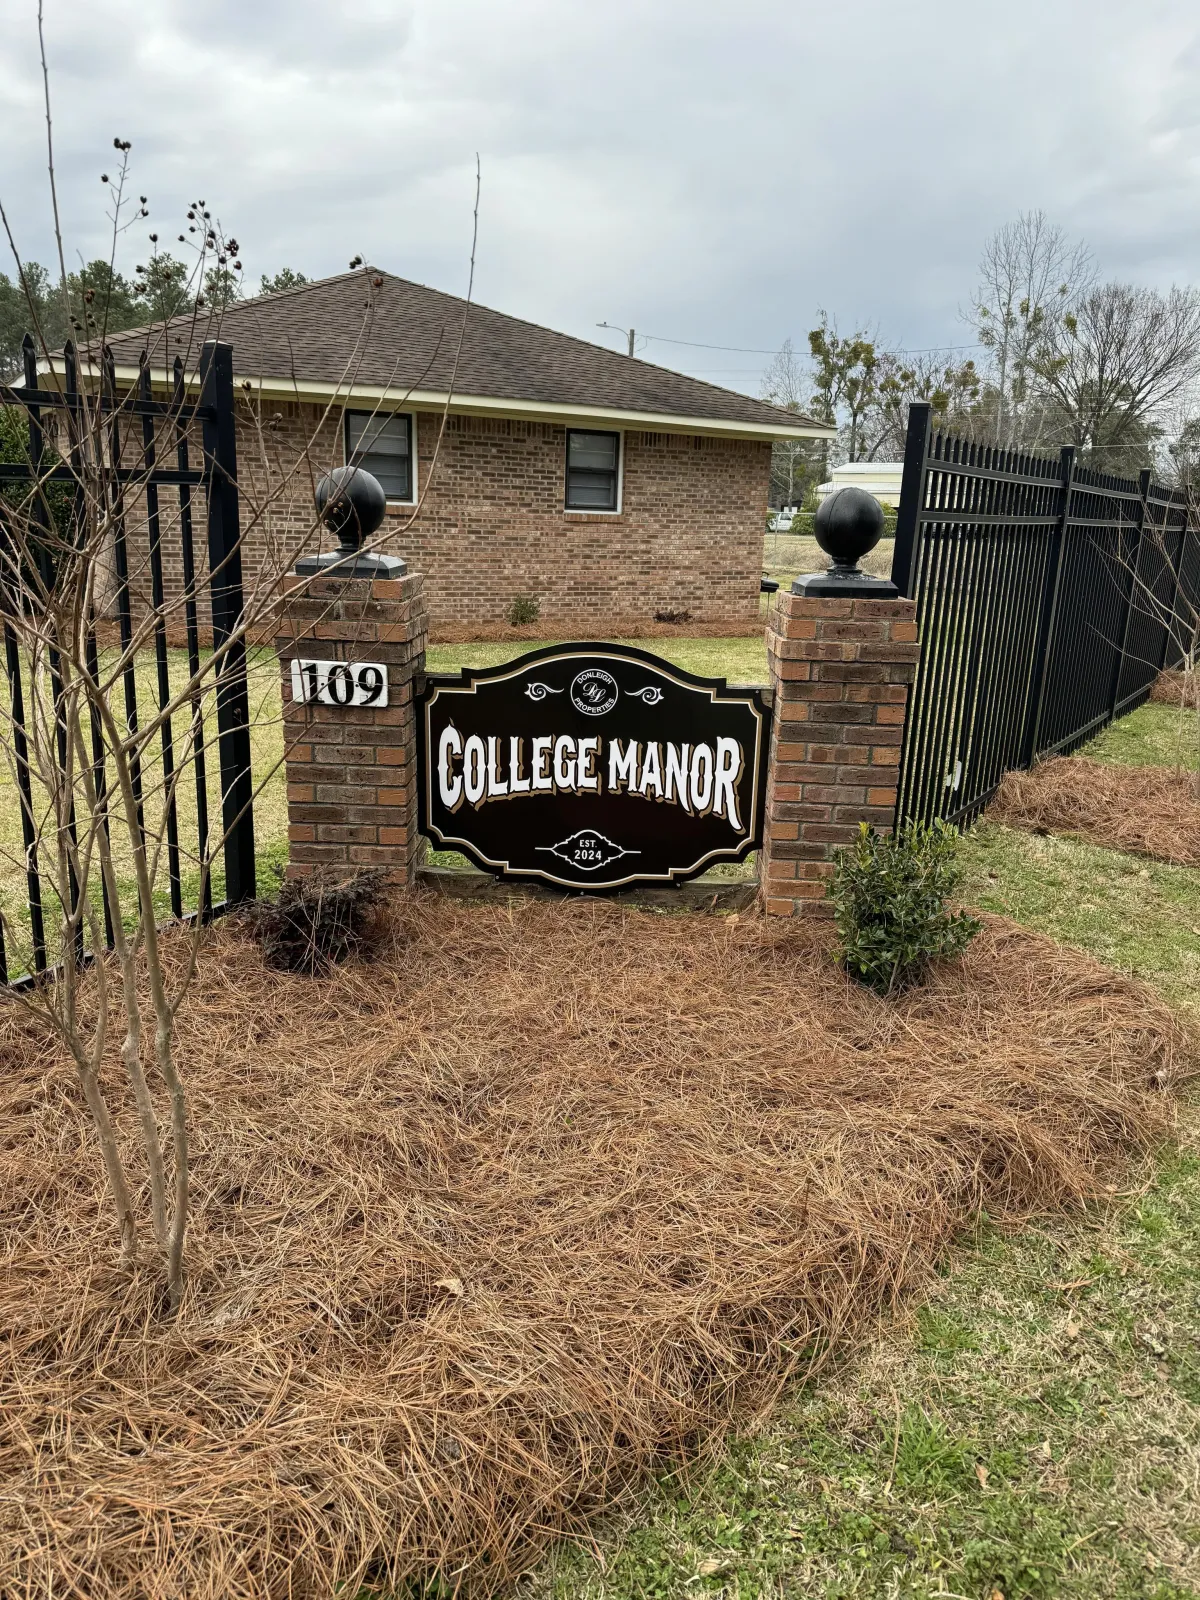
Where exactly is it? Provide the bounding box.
[275,571,428,882]
[760,491,919,918]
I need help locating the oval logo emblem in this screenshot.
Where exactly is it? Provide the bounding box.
[570,668,618,716]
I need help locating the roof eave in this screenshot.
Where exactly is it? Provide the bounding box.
[37,358,836,443]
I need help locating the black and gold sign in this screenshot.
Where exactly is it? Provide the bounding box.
[418,643,771,890]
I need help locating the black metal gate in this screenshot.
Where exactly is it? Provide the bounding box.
[0,335,255,988]
[892,402,1198,828]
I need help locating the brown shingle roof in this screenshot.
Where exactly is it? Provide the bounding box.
[91,270,829,437]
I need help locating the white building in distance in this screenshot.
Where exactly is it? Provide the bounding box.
[815,462,904,508]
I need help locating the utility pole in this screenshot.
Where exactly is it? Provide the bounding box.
[597,322,636,356]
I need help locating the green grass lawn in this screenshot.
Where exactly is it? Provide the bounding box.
[1085,702,1200,773]
[962,826,1200,1024]
[427,636,770,684]
[762,533,895,595]
[533,1146,1200,1600]
[528,699,1200,1600]
[0,646,288,974]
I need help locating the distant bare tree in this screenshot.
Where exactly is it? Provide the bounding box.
[760,337,821,506]
[760,337,806,411]
[1168,411,1200,499]
[1034,283,1200,472]
[971,211,1093,452]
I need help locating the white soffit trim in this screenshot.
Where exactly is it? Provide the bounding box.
[38,359,835,443]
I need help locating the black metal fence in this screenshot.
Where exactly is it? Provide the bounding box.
[0,335,255,988]
[892,402,1200,828]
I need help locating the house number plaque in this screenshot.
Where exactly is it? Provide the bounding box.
[290,658,390,708]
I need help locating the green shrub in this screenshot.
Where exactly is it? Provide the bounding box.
[507,594,540,627]
[827,821,981,995]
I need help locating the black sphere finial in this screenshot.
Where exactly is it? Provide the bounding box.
[790,484,898,597]
[295,464,406,579]
[813,485,885,575]
[315,466,387,554]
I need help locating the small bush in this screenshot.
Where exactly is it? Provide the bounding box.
[827,821,981,995]
[654,607,691,624]
[249,866,393,974]
[507,594,540,627]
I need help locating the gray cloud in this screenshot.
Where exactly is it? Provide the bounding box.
[0,0,1196,393]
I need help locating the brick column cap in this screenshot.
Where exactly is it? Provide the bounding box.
[281,573,420,603]
[770,592,916,624]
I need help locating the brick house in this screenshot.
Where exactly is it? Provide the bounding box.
[72,270,830,634]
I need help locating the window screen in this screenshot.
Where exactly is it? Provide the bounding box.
[565,429,620,511]
[345,411,412,501]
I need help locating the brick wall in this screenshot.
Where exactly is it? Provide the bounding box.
[760,591,918,917]
[271,574,919,903]
[112,402,771,636]
[273,573,427,882]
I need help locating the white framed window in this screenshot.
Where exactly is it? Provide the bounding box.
[565,428,622,513]
[345,410,414,502]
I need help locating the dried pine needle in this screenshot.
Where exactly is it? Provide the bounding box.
[0,897,1190,1598]
[991,756,1200,866]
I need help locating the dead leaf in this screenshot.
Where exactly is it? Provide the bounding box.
[1038,1439,1052,1459]
[696,1557,732,1577]
[1065,1320,1080,1340]
[433,1277,464,1297]
[974,1461,989,1488]
[989,1590,1006,1600]
[1137,1325,1167,1358]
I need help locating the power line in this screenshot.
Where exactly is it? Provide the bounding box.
[641,335,780,355]
[638,332,983,358]
[894,342,984,356]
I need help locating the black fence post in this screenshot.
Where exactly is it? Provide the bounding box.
[140,357,184,920]
[102,346,145,837]
[1109,468,1151,717]
[67,340,116,950]
[199,340,256,905]
[1019,446,1075,767]
[175,355,213,920]
[890,402,932,598]
[23,334,84,965]
[1157,492,1187,673]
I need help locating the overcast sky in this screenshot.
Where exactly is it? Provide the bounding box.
[0,0,1196,395]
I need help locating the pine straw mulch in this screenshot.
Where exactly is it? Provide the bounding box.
[0,898,1193,1599]
[990,755,1200,866]
[1151,667,1200,709]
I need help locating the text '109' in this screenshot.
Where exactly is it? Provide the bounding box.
[289,658,390,708]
